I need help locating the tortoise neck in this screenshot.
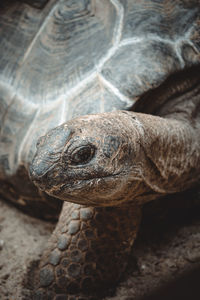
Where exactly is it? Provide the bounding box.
[128,112,200,202]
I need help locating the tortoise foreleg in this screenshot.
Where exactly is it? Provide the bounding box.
[33,201,142,299]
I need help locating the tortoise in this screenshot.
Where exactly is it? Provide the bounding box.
[0,0,200,299]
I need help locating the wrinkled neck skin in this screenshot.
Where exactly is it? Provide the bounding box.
[127,71,200,203]
[126,110,200,204]
[122,71,200,204]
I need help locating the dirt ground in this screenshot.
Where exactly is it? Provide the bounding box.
[0,188,200,300]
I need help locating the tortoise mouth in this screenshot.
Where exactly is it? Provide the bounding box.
[35,171,123,205]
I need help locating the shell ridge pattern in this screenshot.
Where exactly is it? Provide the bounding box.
[96,0,124,70]
[98,73,135,107]
[0,79,40,175]
[94,1,198,106]
[94,0,137,106]
[18,107,41,168]
[21,0,198,129]
[52,0,126,109]
[53,0,135,113]
[109,0,124,45]
[58,73,97,124]
[21,0,61,65]
[8,0,120,164]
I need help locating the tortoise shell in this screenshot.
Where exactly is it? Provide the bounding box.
[0,0,199,218]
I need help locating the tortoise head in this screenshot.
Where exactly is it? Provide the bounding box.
[30,111,146,206]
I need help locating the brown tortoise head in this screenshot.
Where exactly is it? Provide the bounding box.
[30,111,150,206]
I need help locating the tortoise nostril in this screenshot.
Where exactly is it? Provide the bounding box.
[31,160,49,178]
[31,125,71,175]
[29,160,51,190]
[30,124,72,191]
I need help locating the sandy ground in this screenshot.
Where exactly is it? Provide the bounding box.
[0,189,200,300]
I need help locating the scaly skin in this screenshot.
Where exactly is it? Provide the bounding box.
[33,202,142,299]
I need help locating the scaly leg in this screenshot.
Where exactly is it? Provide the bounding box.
[33,201,142,299]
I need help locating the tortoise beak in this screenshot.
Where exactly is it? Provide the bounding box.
[29,147,59,191]
[29,125,71,190]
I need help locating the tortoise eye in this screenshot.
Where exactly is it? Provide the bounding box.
[70,145,95,165]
